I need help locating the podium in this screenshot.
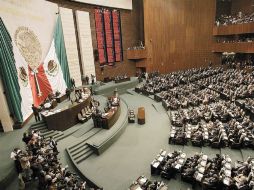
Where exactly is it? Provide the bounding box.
[137,107,145,125]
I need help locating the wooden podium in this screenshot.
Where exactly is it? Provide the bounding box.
[137,107,145,125]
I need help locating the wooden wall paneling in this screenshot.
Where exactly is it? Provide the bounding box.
[143,0,220,74]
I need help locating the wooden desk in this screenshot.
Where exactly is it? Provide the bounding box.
[51,100,58,109]
[42,99,58,110]
[101,105,121,129]
[129,176,168,190]
[137,107,145,125]
[114,77,131,83]
[41,96,91,131]
[55,94,67,103]
[104,77,112,83]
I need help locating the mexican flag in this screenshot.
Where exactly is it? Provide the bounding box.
[13,44,33,121]
[43,40,67,96]
[13,15,70,117]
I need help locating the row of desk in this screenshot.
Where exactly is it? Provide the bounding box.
[42,88,123,131]
[41,90,91,131]
[93,105,121,129]
[235,100,254,121]
[103,77,131,84]
[114,77,131,83]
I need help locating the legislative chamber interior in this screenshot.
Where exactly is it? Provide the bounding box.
[0,0,254,190]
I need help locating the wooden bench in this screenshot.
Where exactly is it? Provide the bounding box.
[137,107,145,125]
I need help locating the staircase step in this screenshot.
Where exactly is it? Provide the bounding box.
[76,149,94,164]
[30,121,45,126]
[69,141,88,153]
[71,145,89,157]
[55,127,81,142]
[54,133,65,141]
[69,128,102,150]
[30,124,46,130]
[41,130,55,137]
[73,146,92,160]
[39,127,49,133]
[44,131,60,139]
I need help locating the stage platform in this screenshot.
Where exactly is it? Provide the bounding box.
[66,99,129,189]
[94,77,139,96]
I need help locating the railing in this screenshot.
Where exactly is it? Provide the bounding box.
[213,22,254,36]
[212,41,254,53]
[127,49,148,60]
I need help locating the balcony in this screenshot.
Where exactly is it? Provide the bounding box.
[212,42,254,53]
[213,22,254,36]
[127,49,148,60]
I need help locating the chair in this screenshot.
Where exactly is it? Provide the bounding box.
[82,108,92,119]
[174,132,186,145]
[128,110,135,123]
[85,107,92,119]
[191,135,203,147]
[230,133,245,149]
[78,113,87,123]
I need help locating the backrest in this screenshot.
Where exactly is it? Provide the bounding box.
[78,113,83,120]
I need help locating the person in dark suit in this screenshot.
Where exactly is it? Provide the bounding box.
[65,88,71,100]
[71,78,76,88]
[32,104,40,122]
[85,75,89,85]
[91,74,95,85]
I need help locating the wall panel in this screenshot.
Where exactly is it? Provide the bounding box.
[76,11,96,80]
[60,7,82,86]
[143,0,220,73]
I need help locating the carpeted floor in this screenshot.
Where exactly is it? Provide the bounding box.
[74,93,193,190]
[73,92,252,190]
[1,91,253,190]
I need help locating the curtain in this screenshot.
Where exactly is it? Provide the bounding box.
[0,18,23,122]
[54,15,72,88]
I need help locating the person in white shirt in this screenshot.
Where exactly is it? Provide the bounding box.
[10,148,23,174]
[49,137,58,153]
